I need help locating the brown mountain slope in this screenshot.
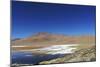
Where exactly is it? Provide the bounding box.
[11,32,95,50]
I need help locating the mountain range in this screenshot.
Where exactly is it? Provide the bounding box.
[11,32,95,50]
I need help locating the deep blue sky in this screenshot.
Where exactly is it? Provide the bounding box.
[12,1,96,38]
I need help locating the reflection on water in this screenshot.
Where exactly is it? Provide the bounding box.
[12,52,65,65]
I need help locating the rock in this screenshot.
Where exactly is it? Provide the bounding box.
[39,46,96,64]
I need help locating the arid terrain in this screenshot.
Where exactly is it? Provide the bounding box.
[11,32,96,66]
[11,32,95,51]
[39,45,96,64]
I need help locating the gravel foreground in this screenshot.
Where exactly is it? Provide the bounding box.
[39,46,96,64]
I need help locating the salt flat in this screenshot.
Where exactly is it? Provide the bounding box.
[12,44,79,54]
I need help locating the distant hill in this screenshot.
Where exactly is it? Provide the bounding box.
[11,32,95,46]
[11,38,21,41]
